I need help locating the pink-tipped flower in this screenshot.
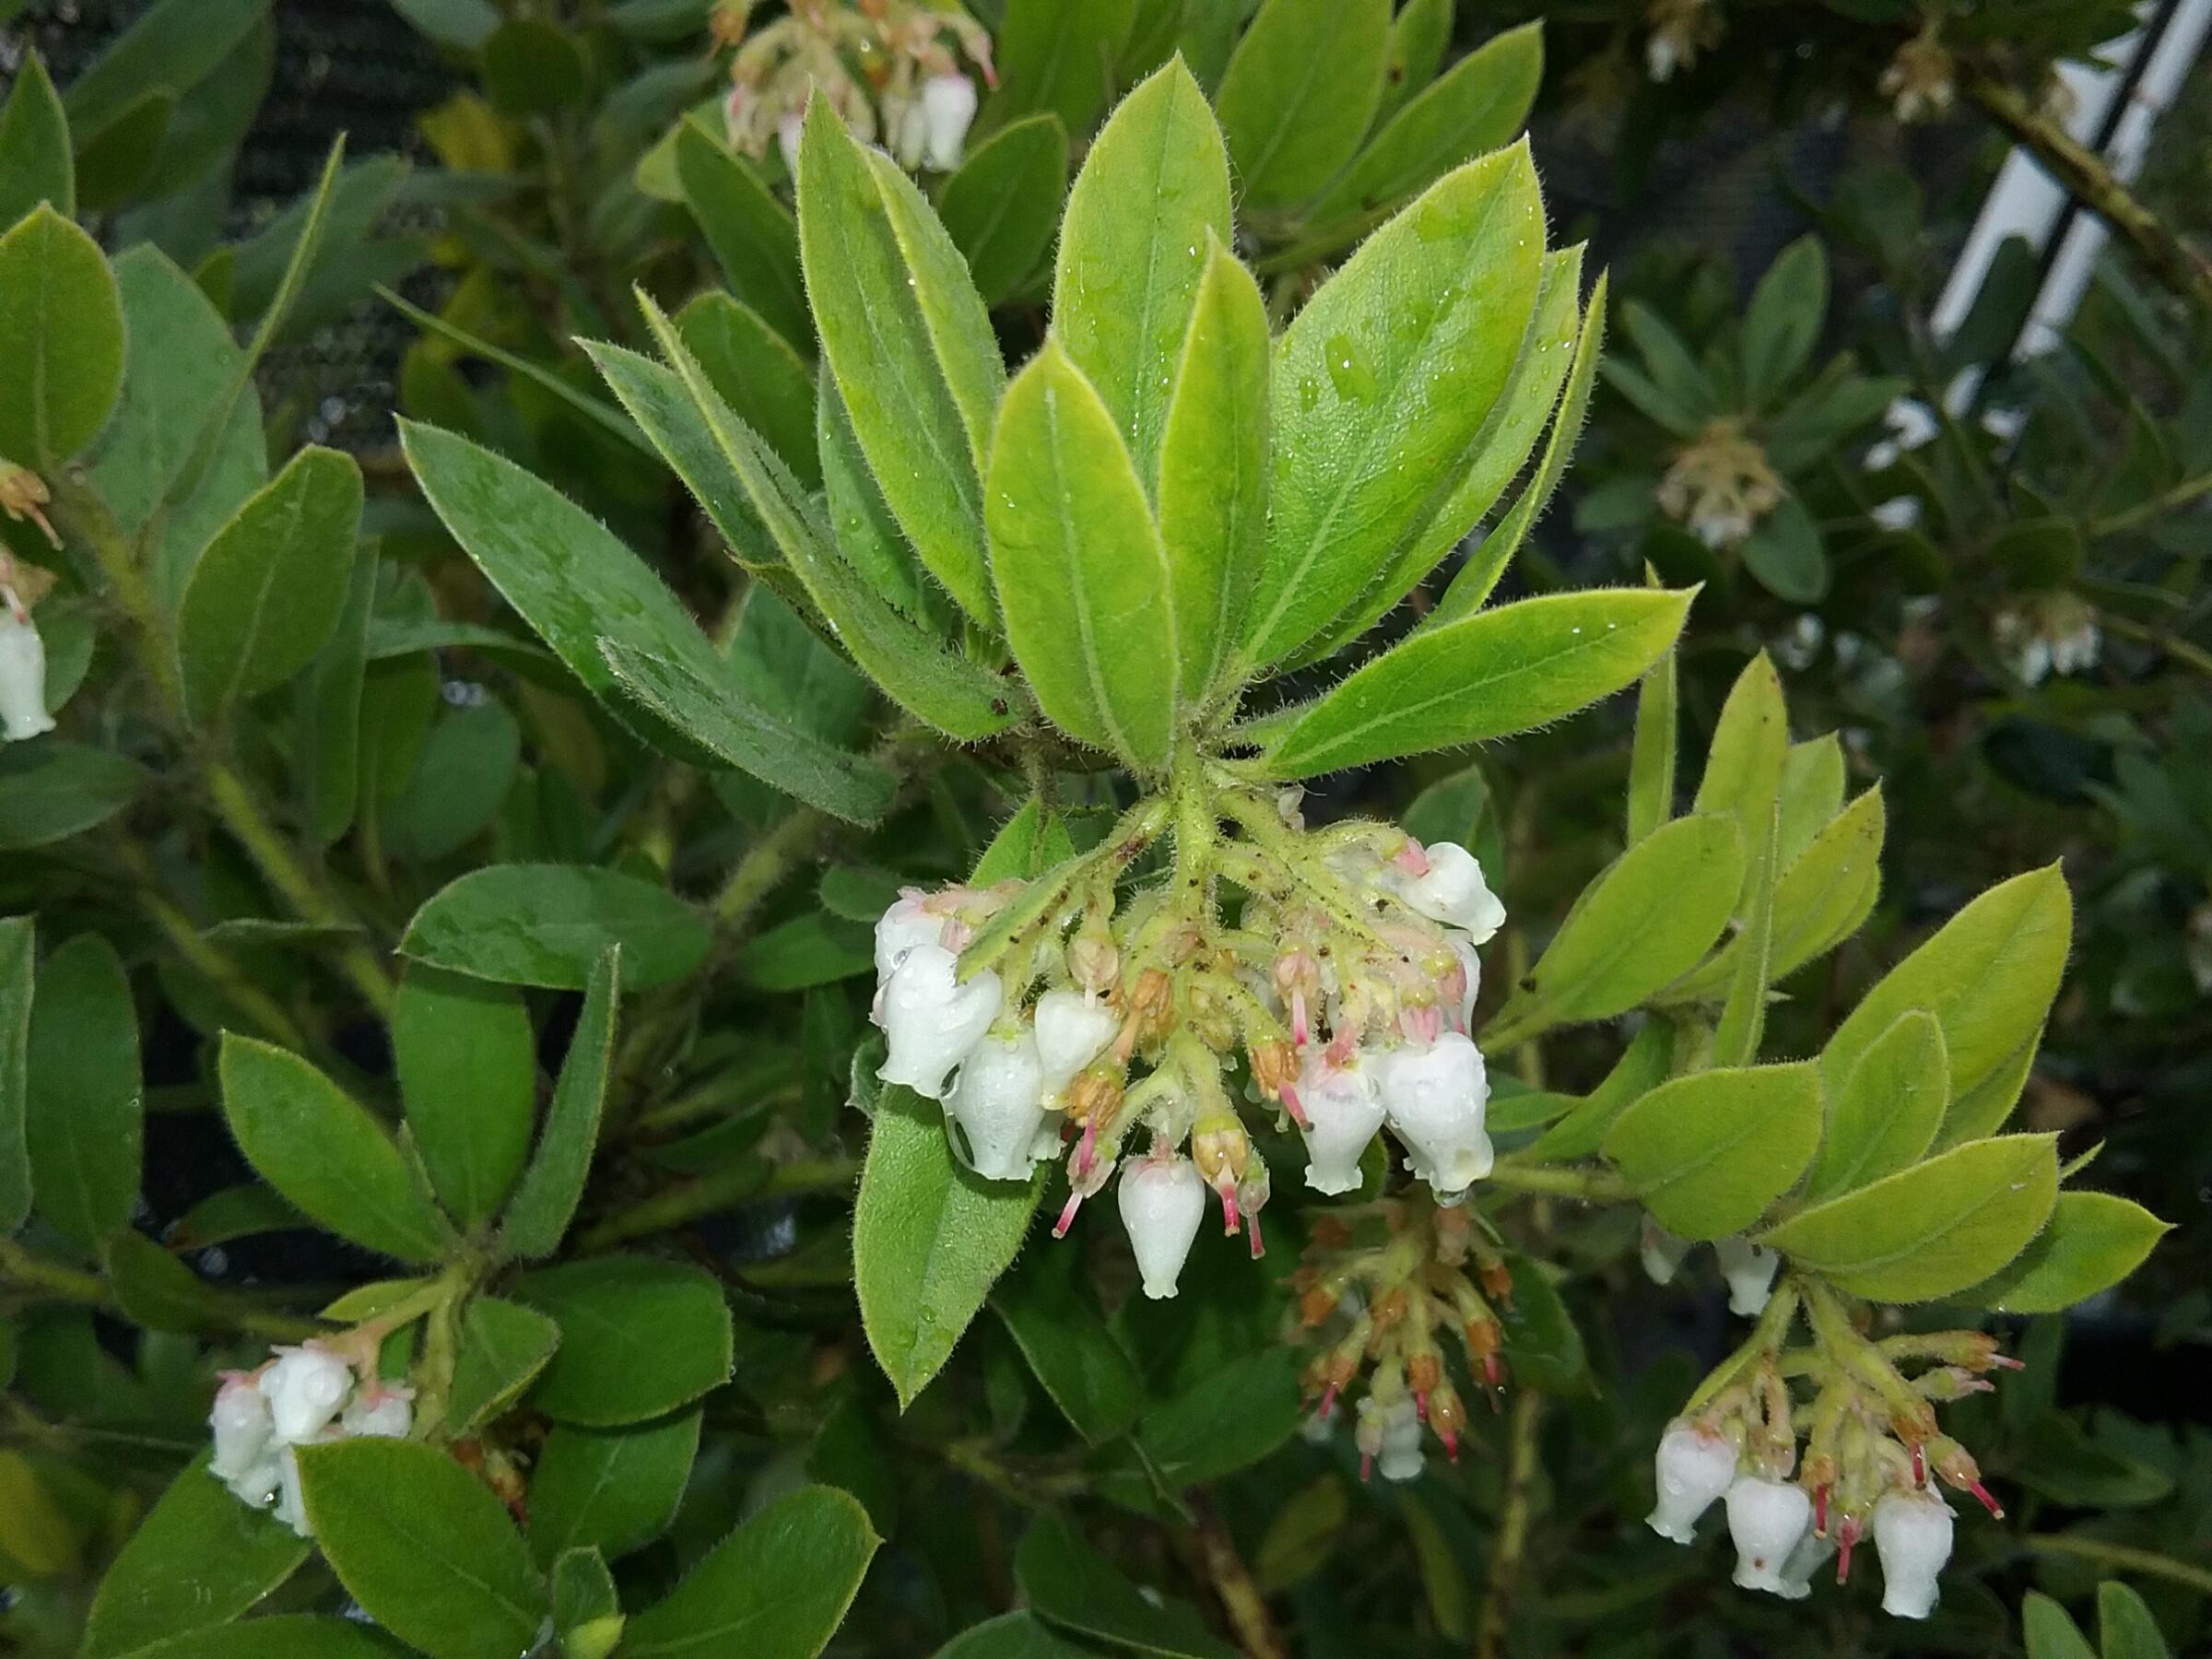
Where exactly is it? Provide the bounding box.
[1872,1488,1953,1619]
[1647,1419,1735,1544]
[1390,841,1506,943]
[339,1382,414,1440]
[1293,1049,1384,1195]
[1117,1152,1206,1300]
[1725,1475,1814,1594]
[873,890,947,985]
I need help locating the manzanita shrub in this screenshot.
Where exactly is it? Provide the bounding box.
[0,2,2195,1656]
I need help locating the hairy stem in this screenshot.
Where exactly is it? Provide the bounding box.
[1486,1160,1632,1202]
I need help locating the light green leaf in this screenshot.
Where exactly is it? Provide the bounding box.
[1215,0,1390,210]
[993,1244,1146,1444]
[1241,146,1544,666]
[1603,1063,1821,1241]
[1691,652,1787,897]
[0,741,144,851]
[1053,59,1231,490]
[0,53,72,225]
[392,966,535,1230]
[1712,801,1777,1066]
[676,289,819,488]
[218,1034,452,1264]
[25,934,140,1251]
[528,1411,700,1570]
[403,865,706,993]
[551,1548,623,1659]
[0,206,124,467]
[1936,1023,2039,1147]
[0,919,28,1235]
[1379,0,1454,124]
[818,366,940,625]
[986,340,1179,768]
[1776,734,1845,866]
[1757,1134,2060,1302]
[500,947,620,1260]
[1261,586,1692,781]
[1158,237,1269,703]
[620,1485,879,1659]
[514,1255,734,1425]
[938,113,1068,307]
[675,117,808,351]
[444,1296,562,1435]
[1626,630,1677,846]
[1804,1011,1947,1203]
[1965,1191,2171,1314]
[1017,1517,1237,1659]
[299,1437,547,1659]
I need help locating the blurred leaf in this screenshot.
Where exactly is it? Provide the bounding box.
[61,0,266,141]
[1253,1476,1349,1591]
[1739,496,1829,604]
[1217,0,1389,210]
[514,1255,733,1425]
[1740,237,1827,406]
[935,1612,1094,1657]
[1990,518,2085,589]
[0,206,124,467]
[1140,1347,1304,1486]
[26,934,140,1251]
[988,0,1139,137]
[404,865,707,993]
[481,19,590,117]
[1017,1516,1237,1657]
[1400,1492,1472,1640]
[994,1246,1147,1443]
[0,919,29,1234]
[1604,1063,1821,1241]
[2019,1590,2097,1659]
[0,53,72,224]
[104,1617,408,1656]
[2012,1414,2173,1509]
[1496,1249,1589,1391]
[0,741,144,850]
[390,0,500,48]
[2098,1581,2173,1659]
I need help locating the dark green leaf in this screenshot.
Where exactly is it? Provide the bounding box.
[528,1411,700,1569]
[25,934,140,1251]
[0,206,124,466]
[401,865,707,993]
[514,1255,734,1425]
[444,1296,562,1434]
[500,947,620,1259]
[1740,237,1827,406]
[676,289,819,488]
[994,1245,1145,1443]
[0,918,28,1234]
[1016,1516,1236,1658]
[1215,0,1390,210]
[0,741,144,850]
[393,966,536,1230]
[938,113,1068,307]
[0,53,72,225]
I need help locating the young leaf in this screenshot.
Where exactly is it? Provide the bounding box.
[0,918,30,1235]
[1802,1011,1947,1203]
[1053,58,1232,489]
[1776,734,1845,866]
[1757,1134,2060,1302]
[1690,652,1787,896]
[218,1034,453,1264]
[403,865,707,993]
[0,206,124,467]
[1215,0,1390,210]
[79,1452,310,1659]
[937,113,1068,307]
[818,367,942,624]
[1602,1062,1822,1241]
[513,1255,734,1425]
[986,341,1179,769]
[25,934,141,1251]
[1260,587,1692,781]
[0,53,72,225]
[528,1412,701,1570]
[675,117,808,352]
[500,946,620,1260]
[1965,1191,2171,1314]
[1242,145,1545,667]
[443,1296,561,1434]
[618,1485,879,1659]
[299,1437,547,1659]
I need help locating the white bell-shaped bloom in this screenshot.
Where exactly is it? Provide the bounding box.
[0,611,54,741]
[877,944,1001,1100]
[1033,988,1117,1095]
[919,73,977,171]
[340,1384,413,1440]
[874,892,945,985]
[1716,1234,1781,1316]
[1295,1051,1383,1194]
[209,1375,275,1483]
[272,1444,311,1536]
[1393,842,1505,943]
[261,1347,354,1443]
[776,112,804,178]
[1647,1419,1735,1543]
[1373,1033,1492,1197]
[1726,1475,1814,1594]
[1873,1488,1953,1619]
[1356,1394,1425,1482]
[1641,1218,1693,1287]
[1118,1153,1206,1300]
[944,1030,1050,1182]
[1775,1529,1836,1600]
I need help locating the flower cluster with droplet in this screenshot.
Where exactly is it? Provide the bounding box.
[208,1341,413,1536]
[867,782,1506,1302]
[1647,1277,2016,1618]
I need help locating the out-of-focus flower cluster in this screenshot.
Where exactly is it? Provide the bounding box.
[1657,418,1783,549]
[208,1341,413,1536]
[0,513,58,744]
[714,0,990,174]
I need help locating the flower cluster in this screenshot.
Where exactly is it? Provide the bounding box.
[1994,590,2100,686]
[0,540,56,744]
[867,783,1505,1301]
[1646,1278,2014,1618]
[1656,418,1784,549]
[1878,24,1957,124]
[714,0,990,175]
[1644,0,1724,83]
[207,1342,413,1536]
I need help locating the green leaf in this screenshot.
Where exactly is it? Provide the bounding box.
[0,741,144,850]
[80,1452,310,1658]
[1489,812,1742,1039]
[1158,238,1269,703]
[218,1034,452,1263]
[676,290,819,488]
[103,1230,233,1332]
[1712,801,1777,1066]
[24,934,139,1251]
[551,1548,624,1659]
[985,0,1137,135]
[2014,1415,2172,1509]
[527,1411,700,1569]
[403,865,705,994]
[1965,1191,2171,1314]
[1215,0,1390,210]
[1740,495,1830,603]
[385,700,520,862]
[817,367,940,625]
[733,912,873,991]
[1495,1250,1590,1392]
[938,113,1068,307]
[61,0,267,140]
[854,1083,1041,1408]
[514,1255,734,1425]
[935,1613,1095,1658]
[2019,1590,2097,1659]
[0,206,124,467]
[1603,1063,1821,1241]
[1242,146,1545,666]
[0,53,72,225]
[1016,1516,1237,1658]
[399,419,893,825]
[0,919,28,1235]
[1819,865,2070,1120]
[177,447,362,724]
[1757,1134,2060,1302]
[1526,1017,1677,1161]
[1261,587,1691,779]
[993,1244,1146,1443]
[1053,59,1231,490]
[620,1485,879,1659]
[1740,236,1827,406]
[443,1295,561,1435]
[675,117,809,352]
[72,88,171,212]
[106,1617,406,1658]
[300,551,378,846]
[299,1437,547,1659]
[1626,632,1677,846]
[798,100,1002,626]
[2099,1581,2173,1659]
[500,947,620,1259]
[1776,735,1845,866]
[1139,1347,1305,1487]
[1803,1011,1947,1203]
[1691,652,1787,898]
[480,19,590,116]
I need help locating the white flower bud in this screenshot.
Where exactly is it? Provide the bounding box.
[1873,1488,1953,1619]
[1716,1234,1781,1316]
[209,1375,275,1482]
[1647,1419,1735,1544]
[261,1346,355,1443]
[919,73,977,171]
[1033,988,1116,1095]
[1775,1528,1836,1600]
[1393,842,1505,943]
[874,892,945,985]
[340,1384,414,1441]
[273,1444,311,1537]
[1372,1033,1492,1198]
[877,944,1001,1100]
[1726,1475,1814,1594]
[1117,1152,1206,1300]
[1294,1050,1383,1195]
[943,1030,1050,1182]
[1640,1218,1693,1287]
[0,610,54,742]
